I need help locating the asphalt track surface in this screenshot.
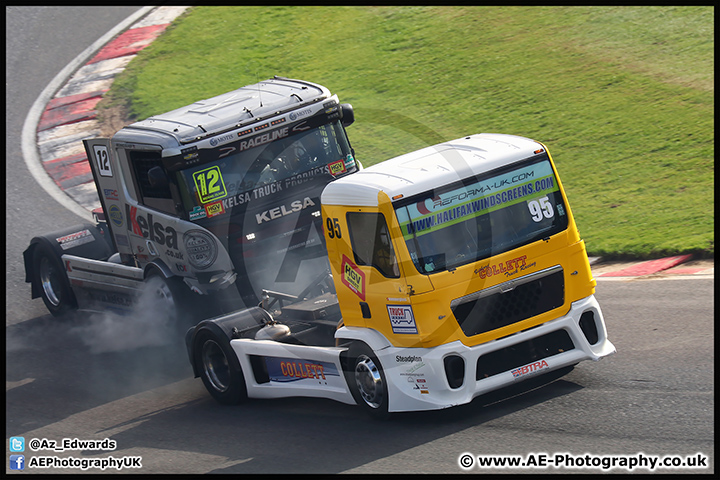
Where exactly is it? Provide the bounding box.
[6,7,714,474]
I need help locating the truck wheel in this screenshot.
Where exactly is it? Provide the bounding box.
[144,274,197,331]
[32,242,77,316]
[194,330,248,405]
[347,343,390,419]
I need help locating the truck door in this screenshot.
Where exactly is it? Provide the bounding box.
[325,203,425,345]
[84,138,130,257]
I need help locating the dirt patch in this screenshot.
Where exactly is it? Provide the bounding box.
[98,102,135,138]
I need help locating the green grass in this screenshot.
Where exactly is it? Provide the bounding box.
[100,6,714,259]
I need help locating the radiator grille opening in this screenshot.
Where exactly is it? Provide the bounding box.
[476,329,575,380]
[452,269,564,337]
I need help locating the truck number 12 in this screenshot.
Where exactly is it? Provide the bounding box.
[93,145,112,177]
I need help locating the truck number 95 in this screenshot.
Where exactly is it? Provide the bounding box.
[326,217,342,239]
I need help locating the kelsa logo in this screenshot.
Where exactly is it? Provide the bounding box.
[341,255,365,301]
[125,205,178,249]
[255,197,315,224]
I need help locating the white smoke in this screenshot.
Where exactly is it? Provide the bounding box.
[70,280,181,354]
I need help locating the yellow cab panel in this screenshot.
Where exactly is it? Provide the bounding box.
[322,134,598,349]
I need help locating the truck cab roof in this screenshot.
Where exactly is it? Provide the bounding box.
[112,76,331,148]
[321,133,545,207]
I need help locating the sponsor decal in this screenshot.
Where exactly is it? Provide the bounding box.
[341,255,365,301]
[209,133,236,147]
[387,305,418,334]
[56,229,94,251]
[255,197,315,224]
[474,255,529,279]
[115,234,129,247]
[237,127,289,152]
[103,188,119,201]
[205,201,225,218]
[189,206,207,221]
[289,108,313,121]
[125,205,179,249]
[328,159,347,176]
[397,162,559,238]
[176,263,188,273]
[264,357,339,383]
[182,146,199,161]
[511,359,550,379]
[108,204,123,228]
[396,355,423,363]
[183,229,218,270]
[193,166,227,204]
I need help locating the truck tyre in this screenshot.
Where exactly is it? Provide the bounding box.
[32,242,77,316]
[144,273,198,332]
[347,342,391,419]
[194,330,248,405]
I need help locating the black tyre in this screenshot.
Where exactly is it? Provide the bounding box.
[346,342,391,419]
[32,242,77,316]
[194,330,248,405]
[143,273,199,332]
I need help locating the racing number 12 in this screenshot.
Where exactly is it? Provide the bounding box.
[94,145,112,177]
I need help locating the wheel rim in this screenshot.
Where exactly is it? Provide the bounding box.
[147,277,176,324]
[39,256,62,307]
[201,339,231,393]
[354,354,384,409]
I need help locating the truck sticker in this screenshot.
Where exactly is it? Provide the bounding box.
[108,205,123,228]
[205,201,225,218]
[511,359,549,380]
[103,188,119,200]
[237,127,289,152]
[183,229,218,270]
[474,255,529,279]
[56,229,94,250]
[264,357,339,383]
[193,166,227,204]
[397,162,560,239]
[255,197,315,224]
[387,305,418,334]
[341,255,366,301]
[92,145,112,177]
[189,206,207,221]
[125,205,178,249]
[328,159,346,176]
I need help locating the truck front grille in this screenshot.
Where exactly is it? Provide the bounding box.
[451,266,564,337]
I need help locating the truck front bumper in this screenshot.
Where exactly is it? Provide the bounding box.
[375,294,615,413]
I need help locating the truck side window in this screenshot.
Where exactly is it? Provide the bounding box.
[130,151,176,215]
[347,213,400,278]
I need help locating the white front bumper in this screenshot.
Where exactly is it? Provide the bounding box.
[375,294,616,413]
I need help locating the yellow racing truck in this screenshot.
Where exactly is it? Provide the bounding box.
[186,133,615,418]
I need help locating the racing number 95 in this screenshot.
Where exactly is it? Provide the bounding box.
[326,217,342,239]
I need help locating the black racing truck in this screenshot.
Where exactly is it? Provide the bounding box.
[24,77,359,324]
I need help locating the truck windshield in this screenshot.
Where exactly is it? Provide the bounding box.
[175,120,356,215]
[171,119,357,304]
[394,156,568,274]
